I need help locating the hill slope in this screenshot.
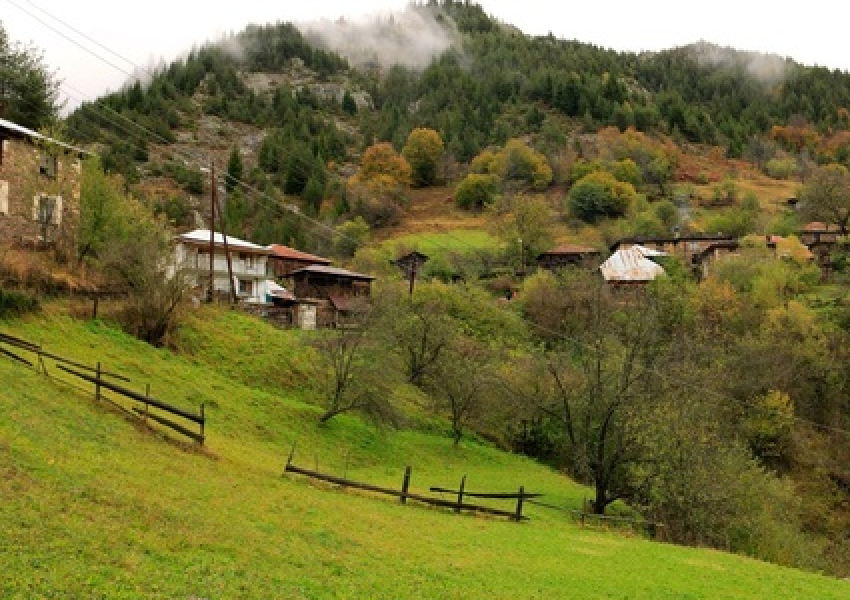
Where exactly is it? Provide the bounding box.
[1,308,847,598]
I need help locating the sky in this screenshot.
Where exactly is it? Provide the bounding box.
[2,0,848,113]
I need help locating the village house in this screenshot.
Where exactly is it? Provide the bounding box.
[0,118,87,260]
[286,264,374,327]
[798,222,844,279]
[172,229,271,303]
[537,243,601,270]
[611,233,737,269]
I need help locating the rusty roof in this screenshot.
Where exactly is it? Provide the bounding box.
[267,244,331,264]
[801,222,842,232]
[600,246,666,282]
[289,265,375,281]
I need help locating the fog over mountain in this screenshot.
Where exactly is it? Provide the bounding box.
[298,5,461,70]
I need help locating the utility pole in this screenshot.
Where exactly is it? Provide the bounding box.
[208,165,216,303]
[213,165,237,305]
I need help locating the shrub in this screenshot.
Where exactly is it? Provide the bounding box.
[0,288,40,318]
[567,171,637,222]
[455,173,500,210]
[765,157,797,180]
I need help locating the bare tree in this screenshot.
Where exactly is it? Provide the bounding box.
[425,336,493,446]
[383,284,456,387]
[312,309,397,425]
[535,280,672,514]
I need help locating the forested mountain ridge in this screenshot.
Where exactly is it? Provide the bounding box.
[59,1,850,254]
[67,0,850,169]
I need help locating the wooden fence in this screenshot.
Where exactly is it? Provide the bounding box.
[526,498,666,540]
[284,445,539,521]
[0,331,205,445]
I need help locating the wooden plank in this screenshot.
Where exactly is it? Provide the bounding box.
[40,351,130,382]
[429,486,542,499]
[56,364,203,424]
[0,345,33,366]
[0,334,130,381]
[132,407,205,444]
[0,332,40,351]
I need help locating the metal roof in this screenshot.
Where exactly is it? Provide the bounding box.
[599,246,666,282]
[267,244,331,264]
[176,229,270,254]
[289,264,375,281]
[0,117,91,156]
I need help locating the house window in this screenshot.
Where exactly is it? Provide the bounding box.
[32,195,62,225]
[241,252,254,269]
[39,151,58,179]
[238,279,253,296]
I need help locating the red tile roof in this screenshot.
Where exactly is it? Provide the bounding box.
[267,244,331,264]
[802,222,842,232]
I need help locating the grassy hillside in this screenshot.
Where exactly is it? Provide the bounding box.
[1,307,847,598]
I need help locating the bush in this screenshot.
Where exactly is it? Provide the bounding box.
[765,157,797,180]
[455,173,500,210]
[567,171,637,222]
[0,288,40,318]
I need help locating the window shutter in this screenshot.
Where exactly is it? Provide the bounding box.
[0,181,8,215]
[33,196,40,221]
[52,196,63,225]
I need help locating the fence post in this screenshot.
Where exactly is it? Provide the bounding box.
[456,475,466,513]
[400,466,411,504]
[285,441,297,472]
[95,362,101,401]
[199,403,205,443]
[142,383,150,421]
[514,486,525,521]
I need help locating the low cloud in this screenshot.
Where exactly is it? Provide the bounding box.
[688,40,792,85]
[298,5,460,71]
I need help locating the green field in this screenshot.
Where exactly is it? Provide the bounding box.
[381,229,502,257]
[1,307,847,598]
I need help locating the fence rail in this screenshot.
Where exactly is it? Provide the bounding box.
[57,364,205,444]
[526,498,665,539]
[284,448,532,521]
[1,330,205,445]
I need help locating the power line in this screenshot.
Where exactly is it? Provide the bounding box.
[7,0,140,79]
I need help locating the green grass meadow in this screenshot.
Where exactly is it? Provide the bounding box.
[1,307,847,598]
[381,229,502,258]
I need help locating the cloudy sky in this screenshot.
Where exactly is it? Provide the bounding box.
[2,0,847,112]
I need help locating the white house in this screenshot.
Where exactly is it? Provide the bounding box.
[173,229,271,303]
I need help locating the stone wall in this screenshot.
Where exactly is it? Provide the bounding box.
[0,136,82,261]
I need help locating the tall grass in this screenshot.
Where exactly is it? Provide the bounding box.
[0,307,846,598]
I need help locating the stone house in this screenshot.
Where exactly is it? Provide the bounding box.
[0,118,87,260]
